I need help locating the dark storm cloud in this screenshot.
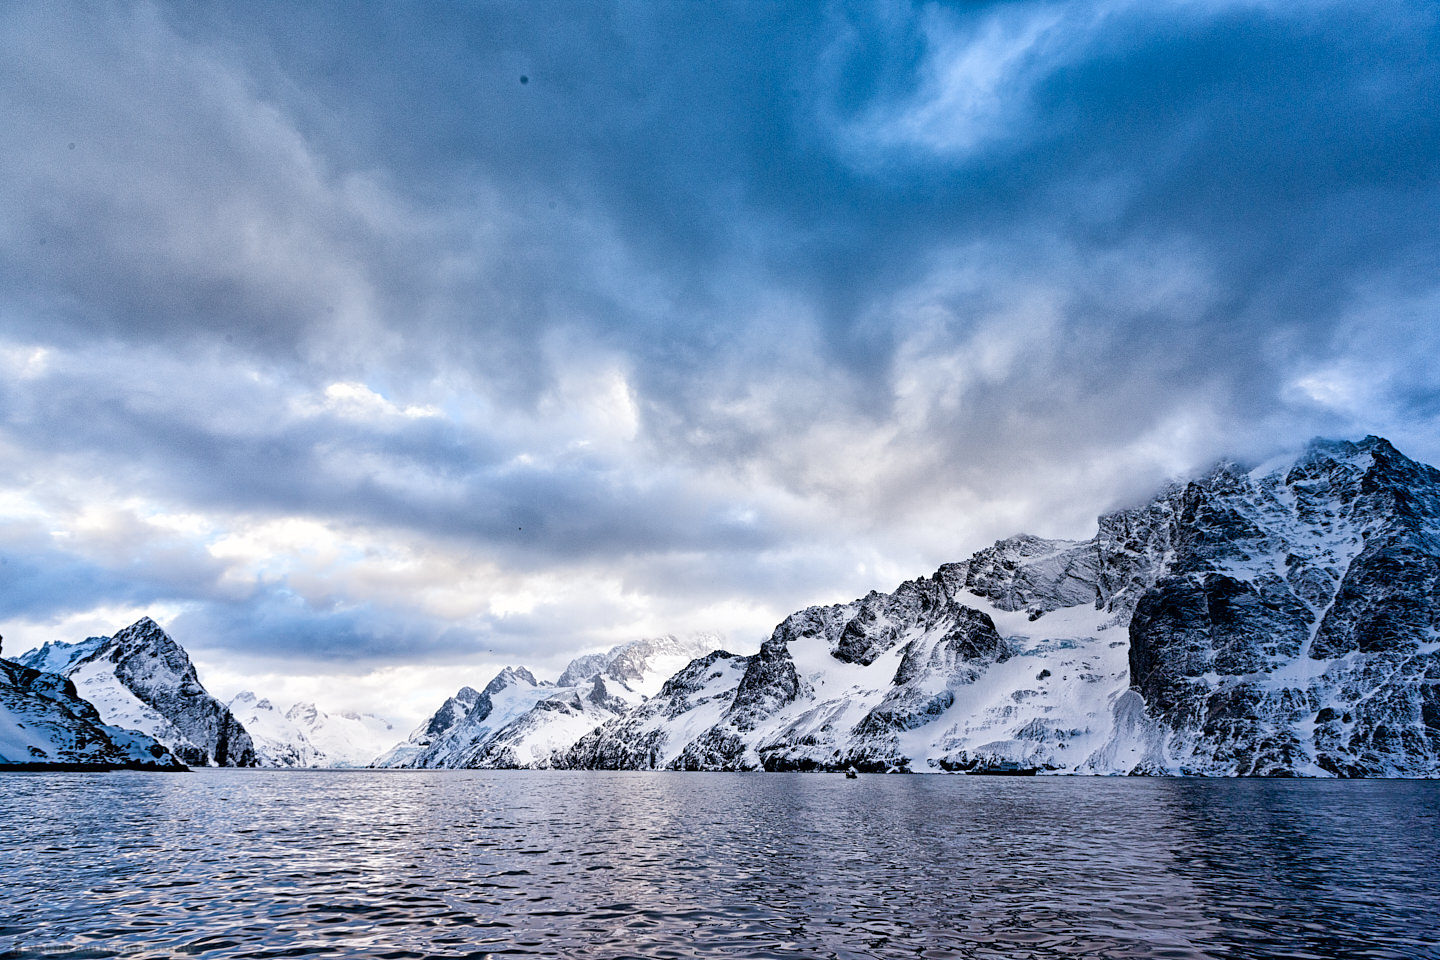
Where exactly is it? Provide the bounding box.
[169,594,496,666]
[7,1,1437,408]
[2,0,1439,670]
[0,548,165,621]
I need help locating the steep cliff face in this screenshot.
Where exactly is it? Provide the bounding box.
[1,633,183,769]
[1123,438,1440,776]
[563,437,1440,776]
[16,618,256,767]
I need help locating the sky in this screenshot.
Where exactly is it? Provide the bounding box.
[1,0,1437,726]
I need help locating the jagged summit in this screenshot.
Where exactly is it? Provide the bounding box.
[557,653,613,688]
[371,633,723,768]
[286,701,320,724]
[230,690,276,711]
[122,615,162,634]
[484,666,541,695]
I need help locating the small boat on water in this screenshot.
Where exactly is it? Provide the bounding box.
[968,761,1038,776]
[844,766,859,779]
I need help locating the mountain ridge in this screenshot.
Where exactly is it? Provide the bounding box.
[0,629,185,770]
[558,436,1440,776]
[371,633,724,769]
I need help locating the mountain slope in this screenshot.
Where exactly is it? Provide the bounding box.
[16,618,256,767]
[393,667,554,768]
[1,635,183,769]
[371,686,482,768]
[566,651,751,769]
[227,692,320,768]
[563,437,1440,777]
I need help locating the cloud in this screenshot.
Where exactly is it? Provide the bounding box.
[1,0,1438,723]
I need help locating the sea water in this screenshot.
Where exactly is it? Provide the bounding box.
[1,770,1437,959]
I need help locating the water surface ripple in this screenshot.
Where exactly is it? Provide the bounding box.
[1,771,1437,959]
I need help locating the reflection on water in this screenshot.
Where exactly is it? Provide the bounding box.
[1,771,1437,959]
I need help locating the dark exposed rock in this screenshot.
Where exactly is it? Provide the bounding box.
[421,687,481,740]
[109,619,256,767]
[1123,436,1440,775]
[728,633,809,729]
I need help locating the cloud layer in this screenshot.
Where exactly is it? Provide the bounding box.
[2,1,1438,722]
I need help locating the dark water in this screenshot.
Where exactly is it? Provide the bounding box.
[1,772,1438,960]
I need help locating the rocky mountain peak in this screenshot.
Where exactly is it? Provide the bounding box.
[230,690,270,709]
[15,617,256,767]
[106,617,197,679]
[557,652,613,687]
[110,617,170,652]
[603,634,720,686]
[483,666,539,696]
[286,702,319,725]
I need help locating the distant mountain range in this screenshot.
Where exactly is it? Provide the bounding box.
[3,436,1437,776]
[227,692,397,768]
[373,634,722,769]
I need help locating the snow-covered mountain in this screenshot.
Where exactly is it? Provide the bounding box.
[563,437,1440,777]
[374,634,723,768]
[229,692,397,768]
[15,618,256,767]
[1,635,183,770]
[12,435,1430,778]
[286,701,396,767]
[566,651,752,770]
[227,692,320,768]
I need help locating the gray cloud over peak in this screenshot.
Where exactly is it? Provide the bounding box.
[2,0,1438,715]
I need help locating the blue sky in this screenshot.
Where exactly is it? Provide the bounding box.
[2,1,1437,721]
